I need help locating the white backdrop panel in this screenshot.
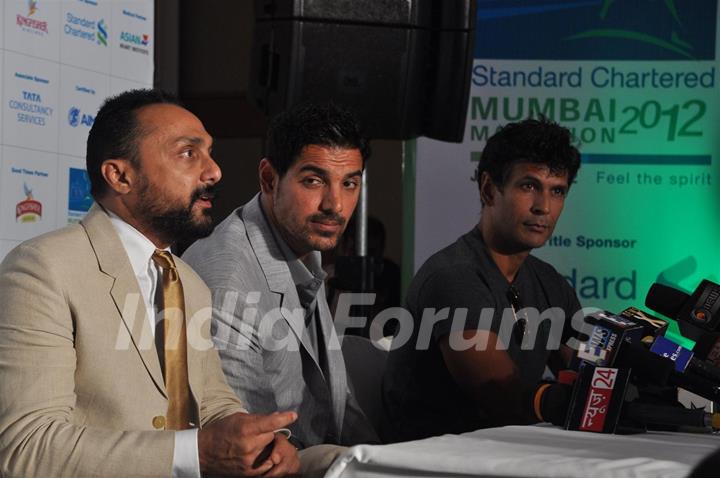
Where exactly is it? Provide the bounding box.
[0,145,58,240]
[109,74,149,95]
[0,0,5,49]
[58,64,108,157]
[4,0,61,61]
[414,137,479,268]
[2,51,59,152]
[60,0,111,73]
[110,0,153,83]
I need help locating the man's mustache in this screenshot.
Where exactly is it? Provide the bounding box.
[191,185,218,203]
[308,212,345,227]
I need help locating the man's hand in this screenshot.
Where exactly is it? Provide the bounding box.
[263,434,300,477]
[198,411,297,477]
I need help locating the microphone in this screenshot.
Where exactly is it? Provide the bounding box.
[565,363,630,433]
[532,382,570,426]
[645,283,691,319]
[535,306,720,434]
[561,309,714,432]
[618,307,668,337]
[621,402,720,431]
[646,280,720,367]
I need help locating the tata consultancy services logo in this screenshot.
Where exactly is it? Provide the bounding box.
[68,106,95,128]
[119,31,150,55]
[16,183,42,223]
[97,19,108,46]
[16,0,48,35]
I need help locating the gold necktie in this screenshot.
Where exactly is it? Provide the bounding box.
[152,250,192,430]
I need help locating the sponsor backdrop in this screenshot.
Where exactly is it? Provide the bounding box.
[0,0,154,260]
[412,1,720,318]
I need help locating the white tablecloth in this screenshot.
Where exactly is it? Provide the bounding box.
[325,424,720,478]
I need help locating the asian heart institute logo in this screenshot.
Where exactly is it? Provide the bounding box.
[17,0,48,35]
[16,183,42,223]
[119,31,151,55]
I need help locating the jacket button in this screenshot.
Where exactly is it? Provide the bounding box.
[152,415,166,429]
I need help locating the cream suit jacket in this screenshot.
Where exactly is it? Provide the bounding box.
[0,205,245,477]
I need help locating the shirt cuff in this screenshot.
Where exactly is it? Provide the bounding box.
[172,429,200,478]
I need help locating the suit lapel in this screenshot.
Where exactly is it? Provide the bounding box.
[180,265,204,416]
[241,195,320,366]
[316,284,347,434]
[81,204,167,398]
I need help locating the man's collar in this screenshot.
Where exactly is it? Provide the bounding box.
[259,199,327,286]
[106,208,167,276]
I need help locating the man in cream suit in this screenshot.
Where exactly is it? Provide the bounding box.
[0,90,302,477]
[183,103,378,449]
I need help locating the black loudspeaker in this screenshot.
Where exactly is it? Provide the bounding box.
[249,0,476,142]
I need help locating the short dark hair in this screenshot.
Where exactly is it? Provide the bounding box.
[264,102,370,176]
[86,89,180,199]
[476,117,581,192]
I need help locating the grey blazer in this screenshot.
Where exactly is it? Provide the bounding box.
[183,194,378,447]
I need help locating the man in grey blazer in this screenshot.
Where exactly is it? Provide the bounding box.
[0,90,302,477]
[183,103,378,449]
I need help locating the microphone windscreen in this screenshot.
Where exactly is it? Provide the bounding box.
[536,383,573,426]
[645,283,689,319]
[614,344,674,385]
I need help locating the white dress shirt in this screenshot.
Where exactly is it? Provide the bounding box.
[108,211,201,478]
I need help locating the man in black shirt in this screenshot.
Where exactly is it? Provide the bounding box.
[382,117,582,442]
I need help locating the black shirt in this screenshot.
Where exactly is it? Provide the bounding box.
[381,227,581,442]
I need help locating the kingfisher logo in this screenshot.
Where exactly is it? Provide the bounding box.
[16,0,48,35]
[119,31,150,55]
[97,19,108,45]
[16,183,42,223]
[67,106,95,128]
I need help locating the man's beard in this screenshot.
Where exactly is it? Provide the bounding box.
[138,182,217,245]
[299,211,347,250]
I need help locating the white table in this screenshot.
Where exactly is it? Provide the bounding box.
[325,424,720,478]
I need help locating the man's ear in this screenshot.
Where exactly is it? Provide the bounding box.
[479,171,497,207]
[258,158,278,194]
[100,159,134,195]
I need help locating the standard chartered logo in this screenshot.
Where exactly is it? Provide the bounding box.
[97,19,108,46]
[64,12,107,47]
